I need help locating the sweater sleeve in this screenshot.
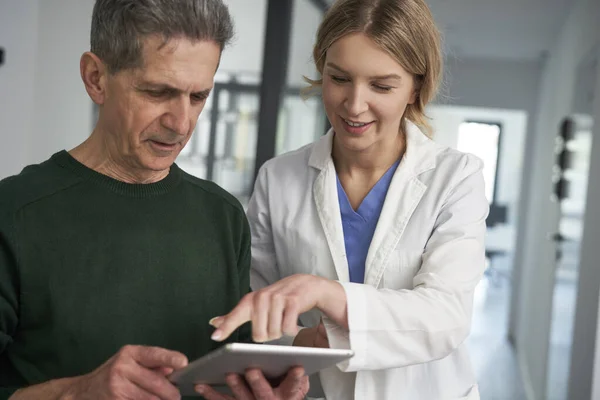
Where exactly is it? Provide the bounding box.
[235,208,254,344]
[0,388,18,400]
[0,194,21,395]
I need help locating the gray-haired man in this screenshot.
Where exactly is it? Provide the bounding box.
[0,1,308,399]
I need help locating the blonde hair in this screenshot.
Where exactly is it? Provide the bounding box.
[307,0,443,136]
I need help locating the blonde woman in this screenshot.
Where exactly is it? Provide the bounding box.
[206,0,488,399]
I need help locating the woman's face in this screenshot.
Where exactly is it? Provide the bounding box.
[322,32,417,154]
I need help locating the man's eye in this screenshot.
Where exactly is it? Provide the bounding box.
[191,94,208,102]
[147,90,165,98]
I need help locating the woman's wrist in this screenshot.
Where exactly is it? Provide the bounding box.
[316,278,348,329]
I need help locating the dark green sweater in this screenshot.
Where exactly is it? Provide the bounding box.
[0,151,252,398]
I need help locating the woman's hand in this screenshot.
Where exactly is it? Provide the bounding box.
[209,274,347,343]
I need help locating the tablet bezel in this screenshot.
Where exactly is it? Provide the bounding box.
[169,343,354,396]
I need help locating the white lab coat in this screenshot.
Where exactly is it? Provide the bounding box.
[247,121,488,400]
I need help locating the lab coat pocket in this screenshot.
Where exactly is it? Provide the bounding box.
[380,250,423,289]
[277,225,320,277]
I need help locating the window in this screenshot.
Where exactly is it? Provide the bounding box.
[456,121,501,203]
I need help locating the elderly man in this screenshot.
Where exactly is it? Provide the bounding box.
[0,1,308,399]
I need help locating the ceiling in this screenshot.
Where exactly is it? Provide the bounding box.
[324,0,574,61]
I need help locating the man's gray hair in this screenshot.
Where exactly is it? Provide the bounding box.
[91,0,234,74]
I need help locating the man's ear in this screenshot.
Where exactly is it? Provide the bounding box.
[80,52,108,105]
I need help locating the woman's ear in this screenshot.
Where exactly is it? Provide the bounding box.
[408,75,422,105]
[408,89,418,105]
[80,52,107,105]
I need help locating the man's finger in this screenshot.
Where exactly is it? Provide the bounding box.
[225,373,254,399]
[244,369,275,399]
[123,379,168,400]
[127,362,182,400]
[195,384,233,400]
[211,302,252,342]
[152,366,174,376]
[276,367,309,399]
[130,345,188,370]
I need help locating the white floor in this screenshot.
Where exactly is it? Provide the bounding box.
[546,274,578,400]
[467,272,528,399]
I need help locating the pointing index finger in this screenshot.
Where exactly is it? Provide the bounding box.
[211,302,252,342]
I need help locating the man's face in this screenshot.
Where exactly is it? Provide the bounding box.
[97,36,221,174]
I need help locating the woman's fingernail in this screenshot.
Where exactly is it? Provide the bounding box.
[211,330,222,341]
[195,385,205,394]
[209,317,222,327]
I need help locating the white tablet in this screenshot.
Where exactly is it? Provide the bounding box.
[169,343,354,396]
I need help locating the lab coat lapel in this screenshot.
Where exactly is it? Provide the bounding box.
[363,122,438,287]
[310,131,350,282]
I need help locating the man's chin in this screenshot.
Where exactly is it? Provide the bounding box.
[141,156,178,174]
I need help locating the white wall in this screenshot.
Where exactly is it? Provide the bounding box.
[509,0,600,398]
[0,0,94,178]
[219,0,267,79]
[440,56,543,120]
[0,0,38,178]
[287,0,321,86]
[219,0,321,85]
[30,0,95,165]
[574,57,600,400]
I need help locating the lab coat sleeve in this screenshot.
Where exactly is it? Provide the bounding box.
[247,164,280,291]
[324,156,489,371]
[247,165,299,346]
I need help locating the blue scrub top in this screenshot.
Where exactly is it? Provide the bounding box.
[336,159,401,283]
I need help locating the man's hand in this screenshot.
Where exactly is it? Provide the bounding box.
[64,345,187,399]
[195,367,309,400]
[292,320,329,349]
[209,274,347,343]
[12,345,188,400]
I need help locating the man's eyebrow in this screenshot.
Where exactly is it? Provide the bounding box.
[193,88,212,97]
[138,83,212,97]
[326,62,402,81]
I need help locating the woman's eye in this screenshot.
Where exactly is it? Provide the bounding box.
[331,76,348,83]
[373,84,393,92]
